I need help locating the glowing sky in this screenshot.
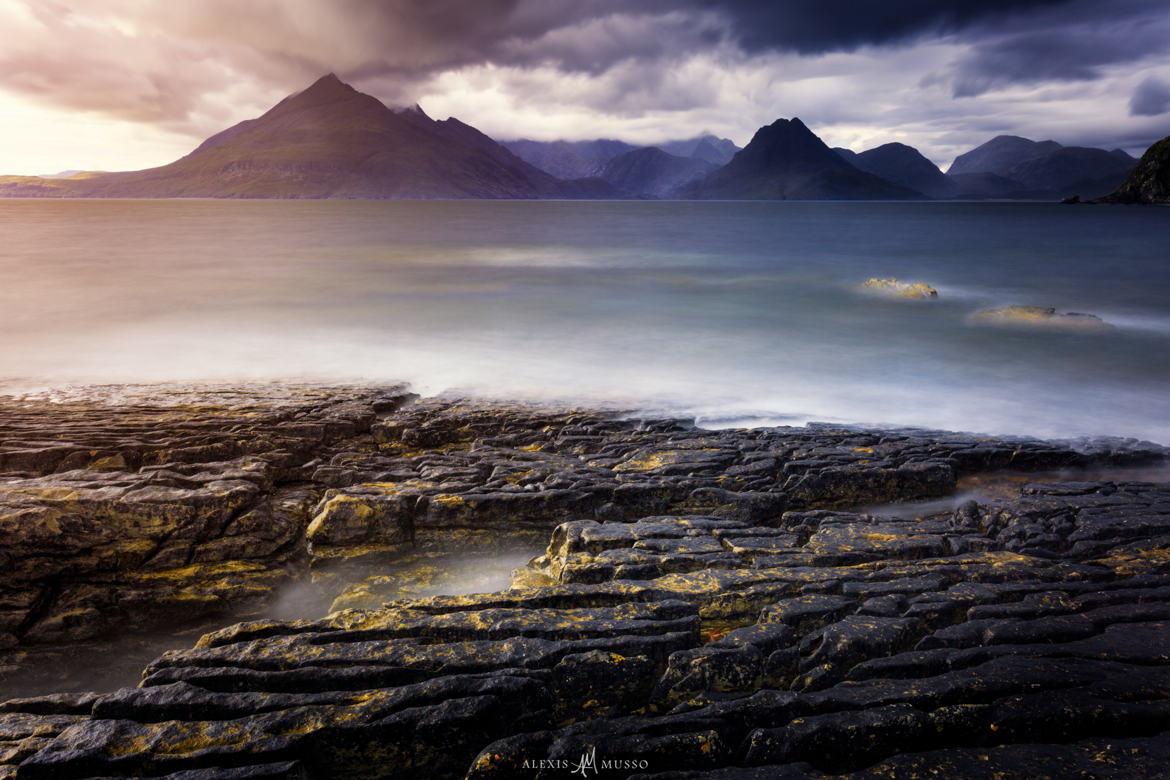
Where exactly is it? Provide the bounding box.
[1,0,1168,175]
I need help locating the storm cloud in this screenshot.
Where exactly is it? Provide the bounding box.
[0,0,1167,174]
[702,0,1070,54]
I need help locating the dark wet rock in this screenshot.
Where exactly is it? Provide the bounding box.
[0,386,416,659]
[2,389,1170,777]
[845,732,1170,779]
[759,595,856,635]
[745,702,931,770]
[786,462,955,508]
[1099,132,1170,204]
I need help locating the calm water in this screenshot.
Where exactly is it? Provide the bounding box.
[2,198,1168,443]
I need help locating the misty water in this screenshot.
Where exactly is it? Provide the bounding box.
[2,197,1169,443]
[3,547,539,699]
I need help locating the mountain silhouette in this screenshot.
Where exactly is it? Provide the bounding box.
[0,74,616,199]
[947,135,1135,198]
[841,143,958,199]
[685,118,921,199]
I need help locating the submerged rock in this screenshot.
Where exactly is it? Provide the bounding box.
[970,305,1111,330]
[860,277,938,299]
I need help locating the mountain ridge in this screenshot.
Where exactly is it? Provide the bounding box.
[501,134,739,180]
[945,134,1135,198]
[0,74,619,200]
[0,74,1154,202]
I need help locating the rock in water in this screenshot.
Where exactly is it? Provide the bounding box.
[861,277,939,299]
[970,305,1111,330]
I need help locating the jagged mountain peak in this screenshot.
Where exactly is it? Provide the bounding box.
[289,72,360,103]
[394,103,432,120]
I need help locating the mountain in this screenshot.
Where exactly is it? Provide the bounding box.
[1098,133,1170,204]
[658,134,740,165]
[0,75,618,199]
[503,134,740,178]
[500,139,638,179]
[597,147,716,198]
[1005,146,1136,195]
[388,104,618,198]
[843,142,959,199]
[946,134,1136,198]
[685,118,922,200]
[947,135,1063,177]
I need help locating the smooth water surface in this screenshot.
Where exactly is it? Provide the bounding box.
[1,198,1168,442]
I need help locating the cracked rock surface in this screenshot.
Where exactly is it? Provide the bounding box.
[2,387,1168,778]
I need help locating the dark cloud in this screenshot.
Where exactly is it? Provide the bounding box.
[1130,76,1170,116]
[952,33,1140,98]
[0,0,1168,167]
[3,0,1168,126]
[948,19,1170,97]
[697,0,1072,54]
[934,0,1170,97]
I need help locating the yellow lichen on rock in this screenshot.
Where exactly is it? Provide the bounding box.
[969,305,1111,330]
[1090,546,1170,576]
[861,278,939,299]
[432,493,465,508]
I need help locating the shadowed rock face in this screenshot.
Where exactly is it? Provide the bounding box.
[2,389,1169,778]
[1099,134,1170,204]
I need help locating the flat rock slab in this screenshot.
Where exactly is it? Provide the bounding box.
[1,390,1168,777]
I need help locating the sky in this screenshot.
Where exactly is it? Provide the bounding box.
[1,0,1169,175]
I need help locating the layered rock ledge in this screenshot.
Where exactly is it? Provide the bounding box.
[1,387,1168,778]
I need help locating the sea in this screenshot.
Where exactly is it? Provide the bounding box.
[2,198,1169,444]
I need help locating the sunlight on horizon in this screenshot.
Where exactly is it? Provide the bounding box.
[0,90,195,175]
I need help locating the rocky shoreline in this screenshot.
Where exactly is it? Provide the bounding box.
[2,386,1168,778]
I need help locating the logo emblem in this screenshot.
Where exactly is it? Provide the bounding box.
[570,746,597,777]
